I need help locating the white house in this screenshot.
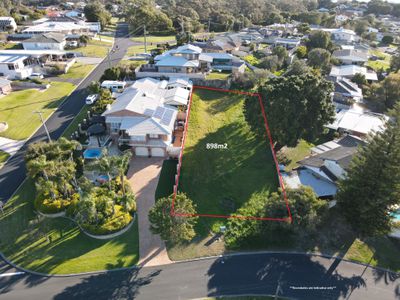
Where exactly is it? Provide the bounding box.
[332,49,368,65]
[136,44,245,79]
[102,77,192,157]
[22,22,91,35]
[0,17,17,32]
[329,65,378,81]
[327,108,388,137]
[22,33,66,51]
[319,28,359,43]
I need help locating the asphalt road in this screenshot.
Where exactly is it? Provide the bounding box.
[0,23,134,203]
[0,253,399,300]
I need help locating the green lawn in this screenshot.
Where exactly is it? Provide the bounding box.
[178,89,278,233]
[62,105,90,139]
[367,49,391,71]
[0,82,75,140]
[207,72,231,80]
[59,63,95,80]
[74,39,113,58]
[131,35,176,43]
[126,44,158,56]
[118,60,147,68]
[279,140,314,171]
[0,180,139,274]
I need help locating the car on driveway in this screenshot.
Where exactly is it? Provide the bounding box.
[28,73,44,80]
[85,94,99,105]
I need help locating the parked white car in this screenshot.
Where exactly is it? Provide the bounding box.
[85,94,99,105]
[29,73,44,80]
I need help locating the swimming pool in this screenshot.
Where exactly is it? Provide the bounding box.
[391,210,400,222]
[83,148,102,159]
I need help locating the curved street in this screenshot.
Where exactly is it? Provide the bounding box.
[0,22,134,204]
[0,253,399,300]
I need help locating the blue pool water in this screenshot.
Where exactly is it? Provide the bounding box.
[83,148,102,159]
[391,210,400,221]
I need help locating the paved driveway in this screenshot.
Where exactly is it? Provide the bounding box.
[127,157,172,267]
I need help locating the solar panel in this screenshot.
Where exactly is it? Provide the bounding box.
[143,108,154,117]
[153,106,165,119]
[161,109,174,126]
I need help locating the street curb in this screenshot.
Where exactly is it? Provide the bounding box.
[172,250,400,275]
[1,249,399,278]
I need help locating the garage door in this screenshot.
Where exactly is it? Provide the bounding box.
[151,147,165,157]
[135,147,148,156]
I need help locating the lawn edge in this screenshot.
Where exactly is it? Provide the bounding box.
[1,250,398,277]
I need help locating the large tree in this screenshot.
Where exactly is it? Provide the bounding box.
[148,193,198,243]
[84,1,111,29]
[337,104,400,237]
[245,73,335,147]
[306,30,332,50]
[307,48,331,71]
[367,71,400,111]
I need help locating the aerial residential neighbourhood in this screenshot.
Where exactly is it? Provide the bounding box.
[0,0,400,299]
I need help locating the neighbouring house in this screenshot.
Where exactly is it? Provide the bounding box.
[0,49,74,79]
[332,49,368,65]
[22,21,96,35]
[65,10,85,18]
[332,77,363,104]
[0,77,12,94]
[319,28,359,43]
[22,33,66,50]
[273,37,301,49]
[0,17,17,32]
[283,135,364,198]
[329,65,378,81]
[206,52,246,73]
[192,37,241,53]
[102,77,192,157]
[327,108,388,137]
[136,44,245,79]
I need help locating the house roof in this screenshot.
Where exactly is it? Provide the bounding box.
[155,56,199,68]
[328,108,388,135]
[330,65,378,81]
[334,77,363,98]
[332,49,368,62]
[22,22,88,33]
[299,135,365,170]
[24,32,65,44]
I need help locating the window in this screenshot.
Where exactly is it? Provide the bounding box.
[149,134,159,139]
[131,135,146,142]
[7,64,15,70]
[110,122,120,133]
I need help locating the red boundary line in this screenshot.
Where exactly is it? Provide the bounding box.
[171,85,293,223]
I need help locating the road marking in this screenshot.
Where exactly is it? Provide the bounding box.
[0,272,25,277]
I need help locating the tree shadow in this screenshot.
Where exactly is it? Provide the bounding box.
[206,253,366,300]
[53,268,161,300]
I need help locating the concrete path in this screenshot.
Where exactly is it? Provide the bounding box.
[127,157,172,267]
[0,137,26,156]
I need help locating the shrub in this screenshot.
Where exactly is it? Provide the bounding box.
[82,205,133,235]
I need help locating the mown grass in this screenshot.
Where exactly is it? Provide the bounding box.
[59,63,95,80]
[207,72,231,80]
[178,89,278,234]
[367,49,391,71]
[74,39,113,58]
[0,180,139,274]
[130,35,176,43]
[279,140,314,171]
[125,44,158,56]
[0,82,75,140]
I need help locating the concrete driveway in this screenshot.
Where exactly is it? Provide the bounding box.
[127,157,172,267]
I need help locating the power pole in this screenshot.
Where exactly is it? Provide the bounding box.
[180,15,184,33]
[107,47,111,69]
[144,24,147,53]
[208,17,211,33]
[34,111,51,142]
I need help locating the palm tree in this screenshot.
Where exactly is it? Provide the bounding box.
[112,150,132,196]
[86,149,115,191]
